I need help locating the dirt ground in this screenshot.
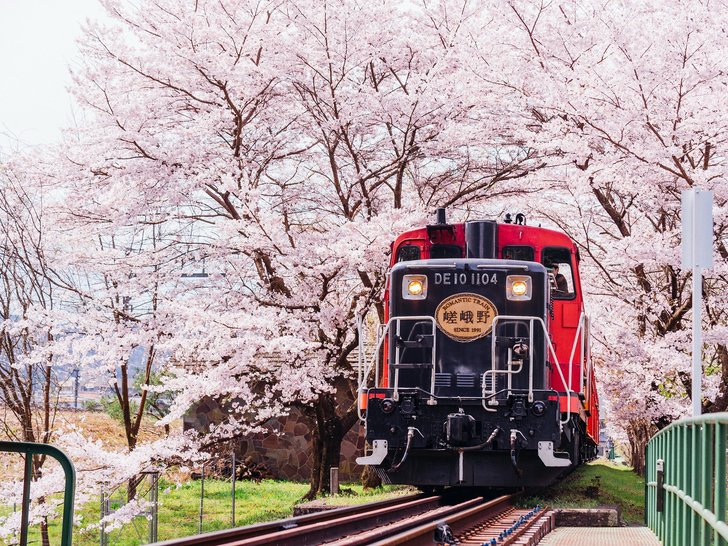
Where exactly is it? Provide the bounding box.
[0,408,180,477]
[0,407,175,446]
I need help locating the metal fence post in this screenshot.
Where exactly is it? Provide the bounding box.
[199,463,205,534]
[680,426,688,546]
[0,442,76,546]
[656,459,664,513]
[231,452,236,528]
[100,487,107,546]
[19,453,32,546]
[330,467,339,495]
[715,422,726,546]
[701,423,713,545]
[12,502,17,545]
[149,472,159,543]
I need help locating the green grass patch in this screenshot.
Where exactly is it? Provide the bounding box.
[3,479,409,545]
[311,484,417,507]
[517,460,646,524]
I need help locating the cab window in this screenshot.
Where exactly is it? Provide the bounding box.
[542,247,576,300]
[503,245,534,261]
[430,244,462,259]
[396,245,421,262]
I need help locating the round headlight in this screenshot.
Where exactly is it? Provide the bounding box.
[512,280,528,297]
[407,279,424,296]
[381,399,396,413]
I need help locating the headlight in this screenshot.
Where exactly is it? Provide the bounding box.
[512,281,528,296]
[381,399,396,413]
[402,274,427,300]
[531,401,546,416]
[506,275,532,301]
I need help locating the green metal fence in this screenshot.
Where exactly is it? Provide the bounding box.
[646,413,728,546]
[0,441,76,546]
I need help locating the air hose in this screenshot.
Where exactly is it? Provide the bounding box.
[510,429,523,477]
[447,426,502,452]
[389,427,423,471]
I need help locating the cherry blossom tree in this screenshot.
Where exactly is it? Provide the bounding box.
[0,158,74,546]
[486,0,728,471]
[60,0,544,498]
[14,4,723,534]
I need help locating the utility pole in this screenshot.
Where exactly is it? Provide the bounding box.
[74,368,80,410]
[681,189,713,416]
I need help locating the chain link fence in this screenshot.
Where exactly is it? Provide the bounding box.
[94,453,294,545]
[0,452,312,546]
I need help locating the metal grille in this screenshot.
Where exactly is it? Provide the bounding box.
[456,374,476,388]
[374,467,392,485]
[435,373,451,387]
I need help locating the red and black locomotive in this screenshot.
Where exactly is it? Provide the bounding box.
[356,209,599,488]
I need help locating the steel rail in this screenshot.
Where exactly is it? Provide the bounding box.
[363,494,515,546]
[321,496,487,546]
[455,506,550,545]
[150,493,438,546]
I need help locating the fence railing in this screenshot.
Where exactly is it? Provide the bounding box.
[646,413,728,546]
[0,441,76,546]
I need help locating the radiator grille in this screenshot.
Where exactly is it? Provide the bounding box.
[435,373,451,387]
[456,374,476,388]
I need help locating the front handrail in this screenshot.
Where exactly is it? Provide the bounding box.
[645,414,728,546]
[566,312,584,390]
[359,310,590,425]
[0,441,76,546]
[484,315,573,425]
[357,315,437,420]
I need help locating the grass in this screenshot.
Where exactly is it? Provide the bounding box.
[5,479,408,546]
[4,459,646,543]
[517,459,646,524]
[0,410,409,544]
[301,484,419,507]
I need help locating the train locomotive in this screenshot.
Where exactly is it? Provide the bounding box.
[356,209,599,488]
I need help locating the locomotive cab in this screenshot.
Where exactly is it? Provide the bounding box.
[356,211,599,488]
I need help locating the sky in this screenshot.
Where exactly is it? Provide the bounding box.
[0,0,107,150]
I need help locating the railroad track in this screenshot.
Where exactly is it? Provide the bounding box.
[151,493,438,546]
[341,495,554,546]
[152,492,555,546]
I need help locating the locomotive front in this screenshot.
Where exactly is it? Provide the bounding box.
[357,220,575,488]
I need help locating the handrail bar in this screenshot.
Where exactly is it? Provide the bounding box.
[360,311,589,426]
[566,312,585,390]
[484,315,573,425]
[646,414,728,545]
[584,316,592,405]
[357,315,437,419]
[357,317,391,421]
[651,413,728,430]
[0,441,76,546]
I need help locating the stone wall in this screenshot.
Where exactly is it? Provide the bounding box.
[184,398,366,482]
[236,410,366,482]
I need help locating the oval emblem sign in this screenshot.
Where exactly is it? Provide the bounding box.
[435,293,498,342]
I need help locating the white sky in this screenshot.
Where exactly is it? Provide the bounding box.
[0,0,107,150]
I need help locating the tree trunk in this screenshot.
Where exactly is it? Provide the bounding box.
[304,396,346,500]
[40,516,50,546]
[361,465,382,489]
[127,434,139,501]
[626,418,654,476]
[303,391,363,500]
